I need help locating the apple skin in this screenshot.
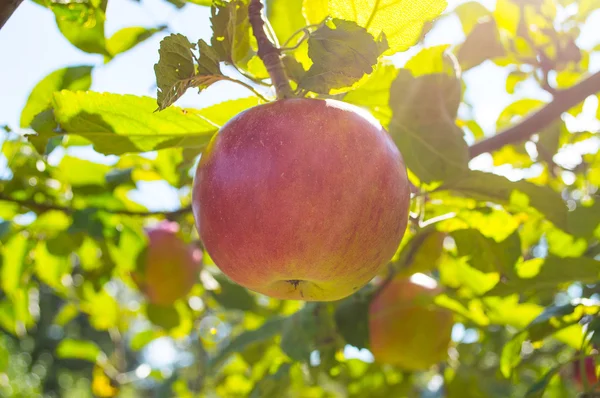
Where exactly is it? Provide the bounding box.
[192,98,410,301]
[368,276,454,370]
[573,356,598,391]
[132,221,202,306]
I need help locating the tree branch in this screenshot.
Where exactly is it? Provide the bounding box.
[0,0,22,30]
[469,70,600,159]
[248,0,293,99]
[0,192,192,217]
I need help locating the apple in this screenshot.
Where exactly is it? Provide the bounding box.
[132,221,202,306]
[573,356,598,391]
[192,98,410,301]
[368,275,454,370]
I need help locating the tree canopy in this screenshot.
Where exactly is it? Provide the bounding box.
[0,0,600,397]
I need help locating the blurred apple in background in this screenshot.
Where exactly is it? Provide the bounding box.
[132,220,202,306]
[368,274,454,370]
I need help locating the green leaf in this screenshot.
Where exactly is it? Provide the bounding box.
[106,25,167,59]
[52,91,218,155]
[207,316,286,372]
[53,303,79,327]
[154,33,196,109]
[451,229,520,274]
[439,255,500,297]
[28,110,62,155]
[154,34,227,110]
[525,303,594,343]
[457,19,505,70]
[34,241,71,292]
[281,303,331,361]
[210,0,253,65]
[546,226,587,258]
[52,1,108,55]
[498,302,591,380]
[334,288,372,349]
[439,170,569,231]
[84,288,119,331]
[191,96,261,126]
[56,339,104,363]
[130,330,163,351]
[568,200,600,238]
[506,70,529,94]
[146,304,181,330]
[298,19,387,93]
[587,317,600,346]
[55,155,111,187]
[404,45,455,77]
[105,168,135,188]
[187,0,213,5]
[487,256,600,296]
[497,99,545,129]
[267,0,305,45]
[302,0,329,23]
[574,0,600,22]
[389,70,468,183]
[342,63,397,126]
[210,274,256,311]
[68,210,105,241]
[249,363,292,398]
[0,221,11,241]
[525,366,561,397]
[1,233,29,295]
[21,66,93,128]
[395,228,446,276]
[0,299,20,336]
[536,121,561,164]
[500,331,527,378]
[0,340,8,373]
[454,1,492,35]
[304,0,448,54]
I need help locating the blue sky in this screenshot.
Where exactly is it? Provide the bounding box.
[0,0,599,210]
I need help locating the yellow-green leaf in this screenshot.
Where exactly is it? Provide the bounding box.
[106,25,166,59]
[304,0,448,54]
[56,339,104,363]
[52,91,219,155]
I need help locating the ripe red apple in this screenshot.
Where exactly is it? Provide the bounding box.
[192,98,410,301]
[573,356,598,391]
[132,221,202,306]
[368,275,454,370]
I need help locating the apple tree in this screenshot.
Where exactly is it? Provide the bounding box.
[0,0,600,396]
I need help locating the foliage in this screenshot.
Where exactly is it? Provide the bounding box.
[1,0,600,396]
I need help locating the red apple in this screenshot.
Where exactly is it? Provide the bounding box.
[368,275,454,370]
[192,98,410,301]
[132,221,202,306]
[573,356,598,391]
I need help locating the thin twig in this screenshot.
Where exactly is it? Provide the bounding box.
[248,0,293,99]
[469,70,600,158]
[0,192,192,217]
[281,23,323,48]
[279,32,310,52]
[231,63,271,87]
[222,76,269,101]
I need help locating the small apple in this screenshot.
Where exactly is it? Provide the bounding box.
[192,98,410,301]
[573,356,598,391]
[368,274,454,370]
[132,221,202,306]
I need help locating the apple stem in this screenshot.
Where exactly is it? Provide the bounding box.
[248,0,294,100]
